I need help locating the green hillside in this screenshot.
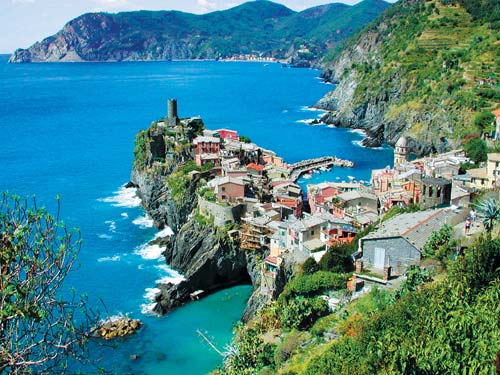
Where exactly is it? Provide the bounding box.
[318,0,500,150]
[9,0,390,64]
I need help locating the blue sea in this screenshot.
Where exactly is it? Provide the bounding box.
[0,55,393,374]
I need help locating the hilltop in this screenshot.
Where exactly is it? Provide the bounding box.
[9,0,389,64]
[316,0,500,154]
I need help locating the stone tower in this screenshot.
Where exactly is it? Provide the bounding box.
[167,98,178,126]
[394,136,409,167]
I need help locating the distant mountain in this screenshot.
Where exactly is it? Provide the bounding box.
[317,0,500,154]
[9,0,390,64]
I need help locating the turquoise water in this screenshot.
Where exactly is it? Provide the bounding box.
[0,55,392,374]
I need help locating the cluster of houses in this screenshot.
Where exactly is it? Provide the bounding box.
[158,100,496,295]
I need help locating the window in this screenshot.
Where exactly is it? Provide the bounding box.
[311,230,315,235]
[221,187,226,192]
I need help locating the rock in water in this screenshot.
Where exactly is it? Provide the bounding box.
[95,317,143,340]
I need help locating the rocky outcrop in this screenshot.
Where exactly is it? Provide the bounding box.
[95,317,142,340]
[153,219,252,315]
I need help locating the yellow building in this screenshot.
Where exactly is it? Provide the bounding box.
[467,153,500,189]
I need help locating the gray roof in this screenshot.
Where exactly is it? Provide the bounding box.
[362,209,454,251]
[338,190,377,202]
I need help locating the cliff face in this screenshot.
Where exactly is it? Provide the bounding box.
[316,0,500,154]
[153,219,254,315]
[9,0,389,64]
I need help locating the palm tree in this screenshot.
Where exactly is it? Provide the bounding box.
[475,197,500,233]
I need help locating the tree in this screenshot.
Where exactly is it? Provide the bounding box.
[301,257,319,275]
[474,111,495,133]
[0,194,96,374]
[475,197,500,233]
[463,137,487,164]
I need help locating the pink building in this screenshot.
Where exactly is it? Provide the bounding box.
[193,136,220,155]
[193,136,220,167]
[209,176,245,203]
[215,129,239,142]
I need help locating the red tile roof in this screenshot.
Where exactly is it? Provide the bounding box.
[246,163,263,171]
[493,109,500,116]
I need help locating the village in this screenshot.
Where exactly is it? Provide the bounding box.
[158,99,500,298]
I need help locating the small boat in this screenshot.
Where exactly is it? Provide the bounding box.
[303,173,313,179]
[313,169,320,174]
[319,166,328,172]
[348,176,355,180]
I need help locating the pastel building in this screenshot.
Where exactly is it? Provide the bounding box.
[215,129,239,142]
[193,136,220,167]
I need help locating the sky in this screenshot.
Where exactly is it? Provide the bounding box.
[0,0,396,54]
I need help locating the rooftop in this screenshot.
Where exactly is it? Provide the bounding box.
[488,153,500,162]
[247,163,264,171]
[421,177,452,186]
[193,136,220,144]
[208,176,245,189]
[337,190,377,202]
[362,209,455,251]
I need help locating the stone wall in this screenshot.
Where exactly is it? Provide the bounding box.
[198,196,246,226]
[361,237,420,275]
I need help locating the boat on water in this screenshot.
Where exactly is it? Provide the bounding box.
[303,173,313,179]
[313,169,320,174]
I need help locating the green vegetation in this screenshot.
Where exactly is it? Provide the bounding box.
[422,224,457,263]
[216,219,500,374]
[0,194,96,373]
[464,137,488,163]
[239,135,252,144]
[475,197,500,233]
[278,271,350,302]
[381,203,420,222]
[133,129,149,169]
[325,0,500,147]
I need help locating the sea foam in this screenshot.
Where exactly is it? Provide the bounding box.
[97,255,121,262]
[141,287,161,315]
[154,226,174,239]
[134,244,165,260]
[155,264,185,285]
[99,185,141,208]
[133,215,154,228]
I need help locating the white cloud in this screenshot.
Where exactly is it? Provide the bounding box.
[196,0,217,12]
[90,0,135,12]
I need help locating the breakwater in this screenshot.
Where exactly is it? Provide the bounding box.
[289,156,354,181]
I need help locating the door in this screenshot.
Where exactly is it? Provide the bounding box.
[374,247,386,269]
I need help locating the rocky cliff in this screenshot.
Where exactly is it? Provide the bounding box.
[9,0,389,65]
[316,0,500,154]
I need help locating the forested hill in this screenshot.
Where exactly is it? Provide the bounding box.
[9,0,389,64]
[317,0,500,154]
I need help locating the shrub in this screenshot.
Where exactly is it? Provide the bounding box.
[274,331,309,366]
[279,271,350,302]
[280,297,330,330]
[318,245,354,273]
[301,257,319,275]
